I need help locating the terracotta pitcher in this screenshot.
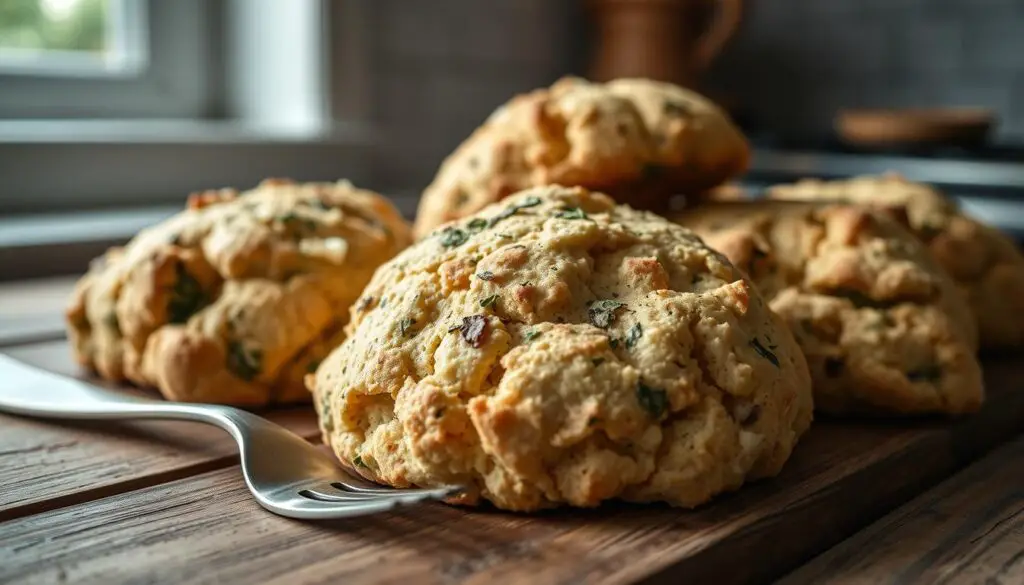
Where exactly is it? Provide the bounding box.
[589,0,743,88]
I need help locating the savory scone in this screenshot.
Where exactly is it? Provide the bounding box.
[676,200,983,416]
[66,178,411,405]
[413,76,749,237]
[768,173,1024,349]
[311,185,813,511]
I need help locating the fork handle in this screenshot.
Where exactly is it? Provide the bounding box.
[0,354,236,427]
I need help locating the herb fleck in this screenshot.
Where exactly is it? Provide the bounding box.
[353,455,368,468]
[609,338,620,349]
[636,382,669,418]
[588,416,599,426]
[592,357,605,367]
[553,206,588,220]
[104,312,120,335]
[626,322,643,349]
[479,294,498,309]
[835,288,895,309]
[524,329,541,342]
[663,100,692,116]
[458,315,489,348]
[749,337,780,368]
[476,270,495,281]
[466,218,488,233]
[439,227,469,247]
[227,341,262,381]
[306,359,322,374]
[907,364,942,383]
[168,265,207,324]
[487,196,542,227]
[399,317,416,336]
[588,299,625,329]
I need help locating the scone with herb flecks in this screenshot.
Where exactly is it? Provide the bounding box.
[311,185,812,511]
[768,173,1024,349]
[66,178,411,405]
[413,77,748,237]
[676,200,983,416]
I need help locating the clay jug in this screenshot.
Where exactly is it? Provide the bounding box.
[589,0,743,88]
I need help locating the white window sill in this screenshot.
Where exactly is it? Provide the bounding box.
[0,119,376,145]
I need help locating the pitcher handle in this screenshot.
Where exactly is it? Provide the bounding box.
[693,0,743,70]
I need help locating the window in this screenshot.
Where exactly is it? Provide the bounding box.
[0,0,378,216]
[0,0,213,119]
[0,0,142,77]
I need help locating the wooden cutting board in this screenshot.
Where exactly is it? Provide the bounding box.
[1,337,1023,584]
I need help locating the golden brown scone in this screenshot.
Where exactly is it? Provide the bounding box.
[312,185,812,511]
[66,179,411,405]
[768,173,1024,349]
[413,77,749,237]
[676,200,983,416]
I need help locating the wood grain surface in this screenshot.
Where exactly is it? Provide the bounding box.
[0,340,320,521]
[781,435,1024,585]
[1,352,1022,585]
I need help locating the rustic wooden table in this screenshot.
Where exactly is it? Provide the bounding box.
[1,278,1022,585]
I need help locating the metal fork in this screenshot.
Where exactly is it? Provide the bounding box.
[0,355,461,519]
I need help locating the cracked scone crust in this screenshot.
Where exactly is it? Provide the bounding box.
[312,186,812,511]
[413,77,749,237]
[768,173,1024,349]
[66,179,411,405]
[676,201,983,415]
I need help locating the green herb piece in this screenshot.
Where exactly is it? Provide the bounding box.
[553,206,588,220]
[458,315,488,348]
[588,300,625,329]
[662,100,691,116]
[907,364,942,383]
[626,322,643,349]
[524,329,541,342]
[439,227,468,247]
[399,317,416,336]
[167,265,207,324]
[636,381,669,418]
[609,338,620,349]
[588,416,599,426]
[749,337,780,368]
[476,271,495,281]
[227,341,262,381]
[353,455,368,468]
[479,294,499,309]
[104,312,120,335]
[487,196,543,227]
[306,359,322,374]
[834,288,895,309]
[466,218,488,233]
[591,357,605,367]
[520,281,532,287]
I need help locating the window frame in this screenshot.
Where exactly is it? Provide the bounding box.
[0,0,217,119]
[0,0,377,216]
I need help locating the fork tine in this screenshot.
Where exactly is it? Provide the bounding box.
[330,480,464,498]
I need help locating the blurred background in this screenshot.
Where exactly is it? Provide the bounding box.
[1,0,1022,277]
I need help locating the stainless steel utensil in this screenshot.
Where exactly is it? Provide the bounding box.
[0,354,461,519]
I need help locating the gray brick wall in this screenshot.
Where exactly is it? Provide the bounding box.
[368,0,587,191]
[369,0,1023,191]
[706,0,1024,140]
